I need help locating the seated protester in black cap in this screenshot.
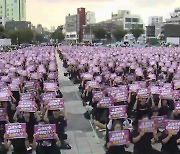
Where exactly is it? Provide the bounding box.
[158,99,170,117]
[32,121,61,154]
[106,120,132,154]
[13,109,40,144]
[44,109,71,149]
[159,130,180,154]
[4,133,29,154]
[131,114,161,154]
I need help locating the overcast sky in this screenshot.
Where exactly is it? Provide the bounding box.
[26,0,180,28]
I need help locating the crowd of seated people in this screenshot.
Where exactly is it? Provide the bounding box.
[0,46,71,154]
[59,46,180,154]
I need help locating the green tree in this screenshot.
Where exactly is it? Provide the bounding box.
[112,28,127,41]
[18,29,34,44]
[8,30,18,44]
[130,28,144,40]
[92,26,107,39]
[51,28,64,43]
[0,26,9,39]
[35,33,45,43]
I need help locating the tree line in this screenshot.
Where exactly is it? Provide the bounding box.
[0,26,65,45]
[92,26,144,41]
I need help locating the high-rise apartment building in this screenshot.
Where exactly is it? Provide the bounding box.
[0,0,26,21]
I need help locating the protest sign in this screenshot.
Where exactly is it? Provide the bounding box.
[109,105,127,119]
[165,120,180,135]
[34,124,56,140]
[150,86,160,95]
[109,130,129,145]
[47,98,64,110]
[20,92,35,101]
[137,88,150,98]
[174,101,180,110]
[151,116,167,129]
[0,91,11,101]
[97,97,113,108]
[41,92,56,104]
[114,91,128,102]
[17,101,36,112]
[129,84,140,93]
[5,123,26,139]
[93,91,103,102]
[44,83,58,92]
[138,120,157,132]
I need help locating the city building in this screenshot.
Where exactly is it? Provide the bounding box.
[0,0,26,21]
[36,24,43,34]
[77,8,86,42]
[65,14,80,43]
[86,11,96,24]
[146,25,156,37]
[82,10,144,43]
[110,10,144,30]
[147,16,163,38]
[148,16,163,26]
[160,8,180,41]
[0,16,6,26]
[5,21,31,30]
[165,8,180,24]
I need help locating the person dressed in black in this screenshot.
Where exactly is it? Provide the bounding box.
[159,130,180,154]
[32,121,61,154]
[13,109,40,144]
[131,115,161,154]
[106,120,132,154]
[4,133,29,154]
[44,109,71,149]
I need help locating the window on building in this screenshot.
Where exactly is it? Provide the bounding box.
[125,24,132,29]
[125,18,131,22]
[132,18,139,22]
[0,22,2,25]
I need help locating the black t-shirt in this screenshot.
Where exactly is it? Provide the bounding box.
[18,114,38,143]
[0,121,6,142]
[131,130,153,153]
[159,106,169,116]
[160,130,179,153]
[36,139,61,154]
[11,138,28,154]
[49,115,67,140]
[107,145,125,154]
[136,103,150,120]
